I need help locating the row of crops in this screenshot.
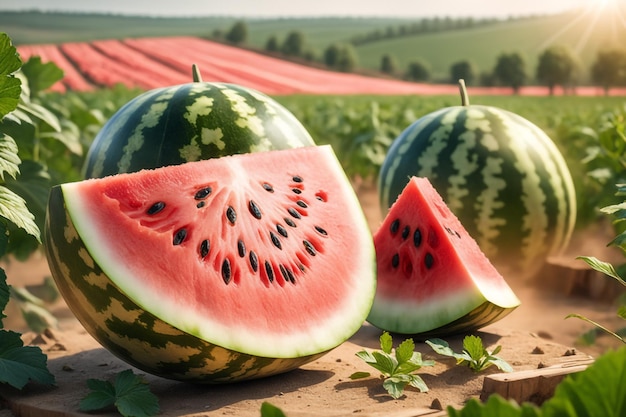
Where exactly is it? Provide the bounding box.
[6,54,626,261]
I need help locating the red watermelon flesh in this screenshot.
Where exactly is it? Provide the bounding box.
[53,145,376,360]
[367,176,520,337]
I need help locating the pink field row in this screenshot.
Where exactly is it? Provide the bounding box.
[16,36,625,96]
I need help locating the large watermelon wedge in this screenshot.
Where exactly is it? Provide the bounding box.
[367,176,520,337]
[44,145,376,382]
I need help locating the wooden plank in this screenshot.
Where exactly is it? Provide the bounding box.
[481,357,594,405]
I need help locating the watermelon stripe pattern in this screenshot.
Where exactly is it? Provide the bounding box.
[45,187,323,382]
[379,105,576,279]
[83,82,314,178]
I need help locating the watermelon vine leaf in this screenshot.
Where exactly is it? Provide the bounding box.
[426,335,513,373]
[0,328,55,389]
[80,369,160,417]
[351,331,434,399]
[260,401,288,417]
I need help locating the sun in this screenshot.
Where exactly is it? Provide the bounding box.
[595,0,621,11]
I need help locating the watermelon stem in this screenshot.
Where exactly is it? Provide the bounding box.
[192,64,202,82]
[458,79,470,106]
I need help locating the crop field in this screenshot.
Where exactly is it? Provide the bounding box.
[16,36,626,97]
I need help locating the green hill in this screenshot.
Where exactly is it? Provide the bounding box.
[3,7,625,83]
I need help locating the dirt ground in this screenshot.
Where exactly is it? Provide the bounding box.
[0,183,624,416]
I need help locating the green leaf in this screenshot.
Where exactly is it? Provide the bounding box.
[19,56,64,96]
[349,371,370,380]
[0,33,22,119]
[0,133,21,180]
[487,356,514,373]
[80,369,159,417]
[447,395,541,417]
[407,374,429,393]
[260,402,288,417]
[0,329,55,389]
[371,351,397,375]
[577,256,626,285]
[566,313,625,344]
[0,185,40,242]
[425,338,456,357]
[380,331,393,354]
[16,101,61,132]
[542,347,626,417]
[395,337,415,364]
[462,335,485,360]
[382,377,407,399]
[4,160,52,233]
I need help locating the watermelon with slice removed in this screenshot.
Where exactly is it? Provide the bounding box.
[44,145,376,382]
[367,176,520,337]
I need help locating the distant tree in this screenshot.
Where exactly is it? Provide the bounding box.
[324,43,358,72]
[380,54,398,75]
[405,60,431,82]
[450,60,478,85]
[211,29,224,40]
[493,52,527,94]
[591,48,626,95]
[265,35,279,52]
[536,45,579,95]
[281,31,306,57]
[225,21,247,44]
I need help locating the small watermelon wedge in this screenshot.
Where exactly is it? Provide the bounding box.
[367,176,520,337]
[45,145,376,382]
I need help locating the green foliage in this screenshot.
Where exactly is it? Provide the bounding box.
[351,331,435,399]
[591,48,626,95]
[493,52,527,93]
[426,336,513,373]
[447,347,626,416]
[536,45,579,95]
[260,402,288,417]
[79,369,160,417]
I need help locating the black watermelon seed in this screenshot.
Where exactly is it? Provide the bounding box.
[237,239,246,257]
[226,206,237,224]
[248,200,262,219]
[303,240,316,256]
[221,259,232,284]
[286,268,296,284]
[265,261,275,283]
[292,175,303,183]
[249,250,259,272]
[276,224,288,238]
[296,200,307,208]
[262,182,274,192]
[147,201,165,215]
[390,219,400,235]
[298,263,305,272]
[401,225,410,240]
[292,188,302,194]
[196,201,205,209]
[413,228,422,247]
[194,187,212,200]
[284,218,297,228]
[425,253,435,269]
[288,208,301,219]
[314,226,328,236]
[279,264,289,283]
[392,253,400,268]
[173,228,187,245]
[200,239,210,258]
[270,231,282,250]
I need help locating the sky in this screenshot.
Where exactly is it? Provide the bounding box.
[0,0,596,18]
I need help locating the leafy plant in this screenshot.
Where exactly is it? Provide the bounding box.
[79,369,160,417]
[447,346,626,417]
[570,183,626,344]
[0,32,54,389]
[351,331,434,399]
[260,402,288,417]
[426,335,513,373]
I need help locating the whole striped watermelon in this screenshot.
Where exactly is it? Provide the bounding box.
[83,65,314,178]
[378,81,576,280]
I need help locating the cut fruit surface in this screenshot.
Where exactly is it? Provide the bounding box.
[367,176,520,337]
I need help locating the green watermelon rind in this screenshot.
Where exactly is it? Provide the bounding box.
[48,146,376,379]
[83,82,315,178]
[367,288,519,337]
[378,105,576,280]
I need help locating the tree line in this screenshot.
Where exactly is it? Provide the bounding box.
[215,21,626,95]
